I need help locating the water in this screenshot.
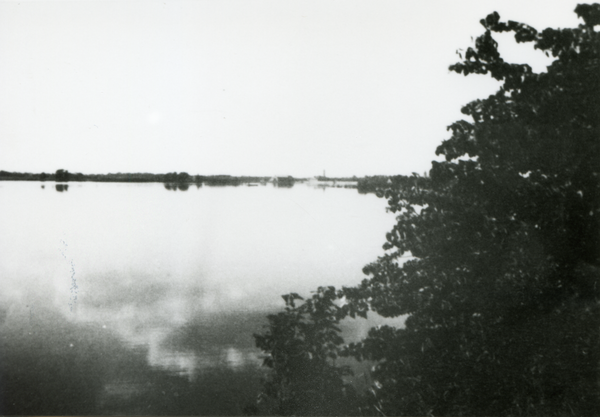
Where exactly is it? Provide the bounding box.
[0,181,395,415]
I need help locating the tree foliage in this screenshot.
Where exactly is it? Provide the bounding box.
[55,169,70,182]
[254,288,362,415]
[254,5,600,416]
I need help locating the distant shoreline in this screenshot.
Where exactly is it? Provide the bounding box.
[0,170,422,194]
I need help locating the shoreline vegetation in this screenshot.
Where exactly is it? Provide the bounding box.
[249,6,600,416]
[0,169,427,194]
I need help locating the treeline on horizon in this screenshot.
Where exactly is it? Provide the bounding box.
[0,169,274,186]
[0,169,427,193]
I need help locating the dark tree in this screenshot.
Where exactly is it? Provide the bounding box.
[55,169,70,182]
[254,5,600,416]
[177,172,191,182]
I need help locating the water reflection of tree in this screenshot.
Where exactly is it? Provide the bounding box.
[163,183,189,191]
[55,184,69,192]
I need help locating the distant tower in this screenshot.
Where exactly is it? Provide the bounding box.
[323,170,326,178]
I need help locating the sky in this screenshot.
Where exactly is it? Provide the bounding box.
[0,0,586,178]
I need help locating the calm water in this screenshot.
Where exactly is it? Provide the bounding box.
[0,181,395,415]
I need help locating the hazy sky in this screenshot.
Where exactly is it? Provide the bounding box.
[0,0,585,177]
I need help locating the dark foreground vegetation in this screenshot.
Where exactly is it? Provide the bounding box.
[357,175,430,194]
[253,5,600,416]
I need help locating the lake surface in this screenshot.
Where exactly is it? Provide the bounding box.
[0,181,396,415]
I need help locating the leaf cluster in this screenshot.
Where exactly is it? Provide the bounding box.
[253,287,362,416]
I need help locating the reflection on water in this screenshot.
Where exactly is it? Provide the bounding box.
[164,182,190,191]
[55,183,69,192]
[0,301,266,415]
[0,181,396,415]
[0,302,260,415]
